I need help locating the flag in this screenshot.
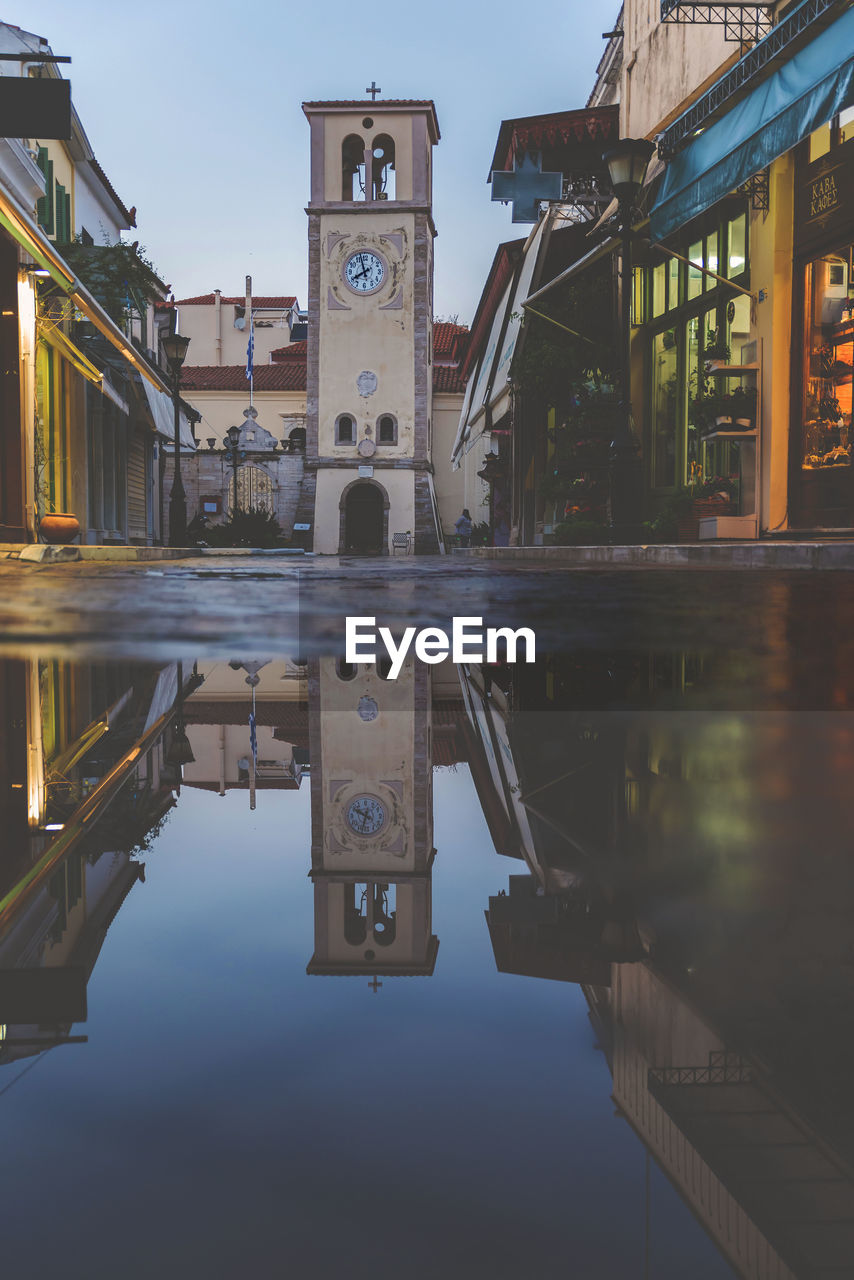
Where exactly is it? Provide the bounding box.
[249,710,257,765]
[245,330,254,381]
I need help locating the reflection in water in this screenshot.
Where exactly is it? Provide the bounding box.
[462,654,854,1279]
[2,643,854,1277]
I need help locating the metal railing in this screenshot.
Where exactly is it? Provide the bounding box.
[659,0,849,157]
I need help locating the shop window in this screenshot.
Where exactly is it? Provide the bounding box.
[632,267,646,325]
[800,245,853,474]
[667,257,680,310]
[726,215,747,279]
[727,294,753,366]
[839,106,854,146]
[377,414,397,444]
[704,231,719,292]
[651,328,678,489]
[335,414,356,445]
[652,262,666,319]
[810,121,832,163]
[686,315,702,472]
[687,241,703,301]
[342,134,366,201]
[371,134,396,201]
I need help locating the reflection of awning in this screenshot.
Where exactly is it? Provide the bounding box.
[142,377,196,450]
[0,181,171,394]
[651,7,854,241]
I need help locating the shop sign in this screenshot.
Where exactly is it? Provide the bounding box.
[0,78,71,139]
[795,139,854,253]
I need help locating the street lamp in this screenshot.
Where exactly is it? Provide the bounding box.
[226,424,241,514]
[161,331,192,546]
[603,137,655,540]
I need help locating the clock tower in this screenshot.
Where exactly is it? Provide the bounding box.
[306,656,438,978]
[296,96,442,554]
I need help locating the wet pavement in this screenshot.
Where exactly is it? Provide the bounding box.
[1,561,854,1277]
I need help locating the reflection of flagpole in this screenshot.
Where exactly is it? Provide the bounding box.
[249,682,257,811]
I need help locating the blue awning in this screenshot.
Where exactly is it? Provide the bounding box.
[651,6,854,241]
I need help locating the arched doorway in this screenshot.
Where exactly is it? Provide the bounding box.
[341,481,386,554]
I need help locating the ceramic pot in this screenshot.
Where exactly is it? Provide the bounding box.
[40,513,80,544]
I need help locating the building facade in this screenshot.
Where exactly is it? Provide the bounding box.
[296,98,443,554]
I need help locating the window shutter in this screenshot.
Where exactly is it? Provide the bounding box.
[36,151,55,235]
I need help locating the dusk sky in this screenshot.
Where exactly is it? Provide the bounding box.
[22,0,613,323]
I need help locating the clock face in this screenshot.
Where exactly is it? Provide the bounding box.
[347,795,387,835]
[344,251,385,294]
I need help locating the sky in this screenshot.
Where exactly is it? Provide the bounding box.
[20,0,614,323]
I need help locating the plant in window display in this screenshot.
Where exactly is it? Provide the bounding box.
[703,327,731,369]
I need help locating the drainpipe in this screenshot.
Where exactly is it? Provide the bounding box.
[214,288,222,366]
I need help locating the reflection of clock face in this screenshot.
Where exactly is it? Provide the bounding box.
[347,795,386,835]
[344,251,385,294]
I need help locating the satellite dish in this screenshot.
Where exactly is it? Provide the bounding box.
[234,316,246,330]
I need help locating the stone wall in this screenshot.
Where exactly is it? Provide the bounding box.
[162,449,304,541]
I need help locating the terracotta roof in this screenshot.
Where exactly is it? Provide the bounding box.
[433,321,469,359]
[181,364,306,392]
[433,365,466,393]
[175,294,298,308]
[270,340,308,361]
[88,157,136,228]
[303,99,435,107]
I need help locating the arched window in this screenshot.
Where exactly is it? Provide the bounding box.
[376,656,394,680]
[235,464,273,512]
[336,658,357,681]
[335,413,356,445]
[377,414,397,445]
[371,134,396,201]
[288,425,306,452]
[342,134,366,201]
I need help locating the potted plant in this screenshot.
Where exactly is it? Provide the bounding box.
[729,385,757,429]
[704,327,731,372]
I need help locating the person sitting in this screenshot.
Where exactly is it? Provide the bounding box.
[454,508,473,547]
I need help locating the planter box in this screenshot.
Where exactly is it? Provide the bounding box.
[677,498,736,542]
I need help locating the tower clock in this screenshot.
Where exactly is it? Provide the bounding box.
[295,97,443,555]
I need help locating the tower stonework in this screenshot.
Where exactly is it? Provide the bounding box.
[306,657,438,978]
[296,99,442,554]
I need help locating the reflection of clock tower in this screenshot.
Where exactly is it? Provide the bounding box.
[306,656,438,977]
[296,96,442,554]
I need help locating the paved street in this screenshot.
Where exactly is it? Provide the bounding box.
[1,556,853,713]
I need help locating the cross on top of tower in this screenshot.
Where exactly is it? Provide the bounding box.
[368,976,383,993]
[365,81,381,101]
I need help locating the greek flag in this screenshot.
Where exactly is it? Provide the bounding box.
[245,330,254,381]
[249,710,257,765]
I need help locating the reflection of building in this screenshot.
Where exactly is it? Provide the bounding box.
[465,652,854,1278]
[306,657,439,978]
[183,660,308,797]
[0,657,180,1065]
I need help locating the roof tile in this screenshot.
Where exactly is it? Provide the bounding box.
[181,364,306,392]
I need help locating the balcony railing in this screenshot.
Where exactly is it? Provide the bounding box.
[661,2,773,41]
[659,0,850,157]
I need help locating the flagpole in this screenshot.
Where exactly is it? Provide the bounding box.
[245,273,254,411]
[249,682,256,812]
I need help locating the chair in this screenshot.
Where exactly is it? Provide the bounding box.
[392,531,412,555]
